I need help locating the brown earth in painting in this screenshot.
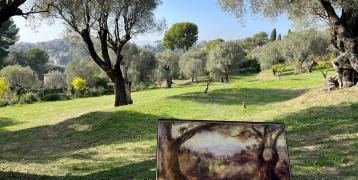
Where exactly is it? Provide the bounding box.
[178,149,289,180]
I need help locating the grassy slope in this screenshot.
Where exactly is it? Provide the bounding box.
[0,70,357,179]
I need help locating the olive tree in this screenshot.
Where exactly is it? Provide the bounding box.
[218,0,358,88]
[0,64,39,94]
[252,41,284,74]
[44,0,162,106]
[281,30,330,73]
[204,38,224,53]
[207,41,245,83]
[155,50,179,88]
[44,71,66,90]
[127,48,157,85]
[179,48,206,83]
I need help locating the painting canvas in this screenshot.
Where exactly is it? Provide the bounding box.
[157,120,291,180]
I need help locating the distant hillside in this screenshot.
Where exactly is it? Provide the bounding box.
[9,39,89,67]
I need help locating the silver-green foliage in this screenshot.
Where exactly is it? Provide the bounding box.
[155,50,180,81]
[44,71,67,90]
[252,41,283,70]
[179,48,206,81]
[280,30,330,72]
[207,41,245,81]
[127,48,157,85]
[0,65,39,92]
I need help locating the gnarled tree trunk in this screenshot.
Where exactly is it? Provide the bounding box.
[321,1,358,89]
[107,66,133,106]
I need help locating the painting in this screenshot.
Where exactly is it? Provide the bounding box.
[157,120,291,180]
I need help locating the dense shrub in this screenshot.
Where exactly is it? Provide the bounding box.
[9,93,19,104]
[272,64,286,77]
[44,71,67,90]
[0,77,8,100]
[239,59,260,73]
[18,92,40,104]
[41,93,61,101]
[85,87,105,97]
[72,77,87,97]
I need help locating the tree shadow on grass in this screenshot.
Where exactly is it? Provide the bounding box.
[167,88,307,106]
[0,159,156,179]
[0,117,23,130]
[0,110,160,163]
[273,103,358,179]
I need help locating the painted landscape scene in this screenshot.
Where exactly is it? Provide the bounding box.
[157,120,290,180]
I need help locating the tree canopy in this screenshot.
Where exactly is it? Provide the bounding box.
[270,28,277,42]
[0,64,39,94]
[179,48,206,82]
[240,32,268,52]
[207,41,245,83]
[25,48,49,77]
[43,0,162,106]
[4,48,49,77]
[163,22,198,51]
[0,19,19,67]
[252,41,283,70]
[280,29,330,73]
[155,50,179,88]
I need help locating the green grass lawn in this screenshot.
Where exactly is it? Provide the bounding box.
[0,70,357,179]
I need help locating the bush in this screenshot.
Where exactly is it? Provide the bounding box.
[9,92,19,104]
[272,64,286,77]
[85,87,105,97]
[41,93,61,101]
[72,77,87,97]
[0,99,8,107]
[0,77,8,100]
[44,71,67,90]
[18,92,40,104]
[0,65,40,95]
[94,77,109,88]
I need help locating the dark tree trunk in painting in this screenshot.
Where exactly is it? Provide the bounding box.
[233,125,284,180]
[158,123,186,180]
[158,122,216,180]
[320,0,358,89]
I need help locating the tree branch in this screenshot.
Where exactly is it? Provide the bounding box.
[319,0,340,25]
[272,127,284,146]
[175,123,217,146]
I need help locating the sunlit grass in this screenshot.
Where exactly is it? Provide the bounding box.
[0,70,357,179]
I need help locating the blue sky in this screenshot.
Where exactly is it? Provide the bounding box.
[14,0,293,44]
